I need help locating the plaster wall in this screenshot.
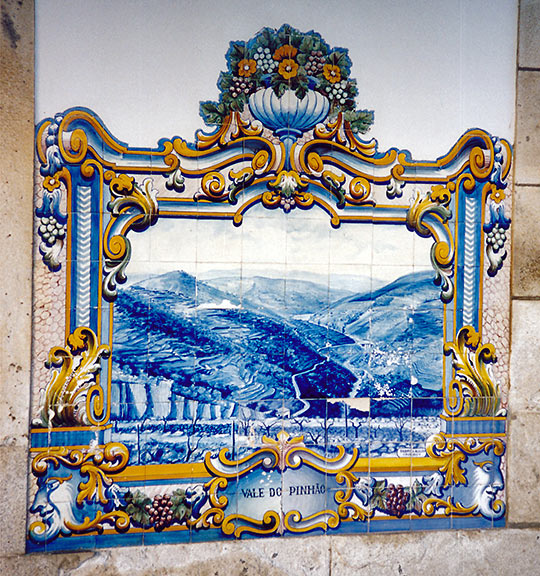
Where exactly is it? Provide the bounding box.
[2,1,540,573]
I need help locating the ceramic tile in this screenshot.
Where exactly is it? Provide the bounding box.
[29,21,512,551]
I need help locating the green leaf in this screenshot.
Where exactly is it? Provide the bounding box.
[229,93,247,112]
[259,28,273,48]
[408,480,427,516]
[295,84,308,100]
[343,108,374,133]
[270,75,287,98]
[218,72,233,91]
[171,488,192,523]
[297,53,307,66]
[200,101,219,115]
[299,36,313,54]
[200,100,229,125]
[123,489,151,526]
[230,42,247,61]
[277,27,289,45]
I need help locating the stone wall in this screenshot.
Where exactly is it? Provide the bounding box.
[1,1,540,573]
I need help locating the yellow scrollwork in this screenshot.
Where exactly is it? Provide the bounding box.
[105,172,135,194]
[108,176,158,231]
[32,443,129,494]
[65,510,131,534]
[189,476,229,530]
[313,113,377,157]
[251,149,270,173]
[283,509,340,533]
[426,433,505,488]
[306,151,324,175]
[334,471,372,522]
[406,184,455,303]
[422,496,476,517]
[264,170,312,211]
[31,443,130,535]
[346,176,372,205]
[196,112,263,150]
[407,184,452,237]
[469,144,494,181]
[34,327,110,427]
[221,510,281,537]
[443,326,500,417]
[200,171,227,200]
[103,177,158,301]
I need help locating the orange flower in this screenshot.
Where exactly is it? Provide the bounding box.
[490,187,506,204]
[238,58,256,77]
[323,64,341,84]
[273,44,298,61]
[278,59,299,80]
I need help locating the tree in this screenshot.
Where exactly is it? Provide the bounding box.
[392,414,410,442]
[182,411,204,463]
[350,418,365,439]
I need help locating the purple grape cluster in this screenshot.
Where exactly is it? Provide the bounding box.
[146,494,173,531]
[229,76,254,99]
[385,484,410,518]
[304,50,326,76]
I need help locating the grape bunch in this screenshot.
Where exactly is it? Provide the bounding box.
[385,484,410,518]
[253,46,277,73]
[486,224,507,251]
[304,50,326,76]
[229,76,255,99]
[38,216,66,246]
[146,493,173,531]
[280,196,296,212]
[324,80,350,105]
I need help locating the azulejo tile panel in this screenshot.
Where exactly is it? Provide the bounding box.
[28,24,511,552]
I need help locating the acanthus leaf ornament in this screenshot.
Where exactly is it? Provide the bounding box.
[423,434,506,520]
[264,170,312,212]
[34,326,111,427]
[443,326,501,417]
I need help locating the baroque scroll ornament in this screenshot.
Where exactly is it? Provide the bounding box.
[34,327,110,427]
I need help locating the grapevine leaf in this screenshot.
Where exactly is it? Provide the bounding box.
[370,480,387,510]
[171,488,192,522]
[299,36,312,53]
[218,72,233,91]
[200,101,229,126]
[271,75,287,98]
[123,489,151,526]
[409,480,427,515]
[345,109,375,134]
[295,82,308,100]
[259,28,273,49]
[229,42,247,61]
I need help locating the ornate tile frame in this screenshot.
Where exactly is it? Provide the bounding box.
[27,25,511,551]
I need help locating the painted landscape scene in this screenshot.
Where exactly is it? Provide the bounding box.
[110,265,444,464]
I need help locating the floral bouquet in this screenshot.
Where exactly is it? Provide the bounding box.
[200,24,374,134]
